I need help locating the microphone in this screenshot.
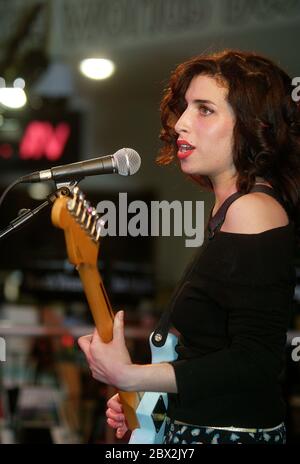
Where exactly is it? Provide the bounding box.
[20,148,141,183]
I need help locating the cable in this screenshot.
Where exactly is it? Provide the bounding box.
[0,177,24,210]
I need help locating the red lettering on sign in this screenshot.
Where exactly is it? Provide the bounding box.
[19,121,70,161]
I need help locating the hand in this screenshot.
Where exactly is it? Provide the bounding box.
[106,393,128,439]
[78,310,132,390]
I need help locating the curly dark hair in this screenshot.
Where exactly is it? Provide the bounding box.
[157,49,300,236]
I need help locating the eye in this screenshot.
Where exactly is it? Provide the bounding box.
[198,104,214,116]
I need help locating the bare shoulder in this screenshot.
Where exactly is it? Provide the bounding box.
[220,192,289,234]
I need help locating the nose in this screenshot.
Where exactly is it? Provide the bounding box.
[174,108,191,135]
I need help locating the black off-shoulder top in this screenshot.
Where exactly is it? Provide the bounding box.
[168,185,297,428]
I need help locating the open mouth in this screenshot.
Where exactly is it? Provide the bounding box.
[177,140,195,159]
[178,143,195,152]
[177,140,195,152]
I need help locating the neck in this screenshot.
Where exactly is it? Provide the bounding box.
[210,174,271,215]
[210,173,238,213]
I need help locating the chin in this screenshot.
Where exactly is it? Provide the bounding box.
[179,161,202,176]
[179,158,192,171]
[179,165,193,176]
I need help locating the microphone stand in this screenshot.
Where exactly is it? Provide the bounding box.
[0,185,71,241]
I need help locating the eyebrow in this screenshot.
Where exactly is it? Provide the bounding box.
[192,99,217,107]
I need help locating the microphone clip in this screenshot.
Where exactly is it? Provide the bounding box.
[54,177,83,191]
[0,186,72,241]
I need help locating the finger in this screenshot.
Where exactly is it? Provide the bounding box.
[79,333,93,343]
[78,334,93,356]
[113,310,125,344]
[106,408,125,422]
[107,394,123,412]
[107,418,125,429]
[107,393,121,405]
[107,396,123,413]
[116,424,128,439]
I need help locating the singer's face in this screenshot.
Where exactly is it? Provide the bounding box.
[174,74,236,183]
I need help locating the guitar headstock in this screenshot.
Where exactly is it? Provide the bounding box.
[51,186,105,266]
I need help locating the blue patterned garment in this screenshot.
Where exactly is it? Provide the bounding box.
[163,418,286,444]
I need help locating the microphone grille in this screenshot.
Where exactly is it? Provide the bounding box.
[114,148,141,176]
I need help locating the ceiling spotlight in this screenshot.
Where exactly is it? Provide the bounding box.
[79,58,115,80]
[0,88,26,109]
[0,89,27,109]
[13,78,26,89]
[0,77,27,109]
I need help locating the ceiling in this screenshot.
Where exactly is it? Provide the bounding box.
[0,0,299,98]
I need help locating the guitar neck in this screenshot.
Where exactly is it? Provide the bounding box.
[77,264,114,342]
[77,264,140,431]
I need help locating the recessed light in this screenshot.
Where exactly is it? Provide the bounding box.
[79,58,115,80]
[0,87,27,109]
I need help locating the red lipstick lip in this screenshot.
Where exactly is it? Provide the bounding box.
[177,139,195,159]
[177,139,194,148]
[177,149,194,160]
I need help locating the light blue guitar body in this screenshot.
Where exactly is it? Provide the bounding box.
[129,331,178,444]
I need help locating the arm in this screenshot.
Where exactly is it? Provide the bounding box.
[78,310,178,393]
[125,362,177,393]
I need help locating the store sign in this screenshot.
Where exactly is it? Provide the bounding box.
[19,121,71,161]
[0,112,80,172]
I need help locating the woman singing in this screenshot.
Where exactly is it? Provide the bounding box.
[79,49,300,444]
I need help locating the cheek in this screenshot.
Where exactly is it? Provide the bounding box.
[194,112,230,134]
[205,119,233,141]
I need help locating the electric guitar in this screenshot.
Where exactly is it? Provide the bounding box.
[51,186,178,444]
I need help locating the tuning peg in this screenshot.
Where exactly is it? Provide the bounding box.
[85,206,94,229]
[89,209,99,236]
[67,187,79,212]
[79,200,90,226]
[74,192,85,219]
[78,191,85,202]
[95,218,106,241]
